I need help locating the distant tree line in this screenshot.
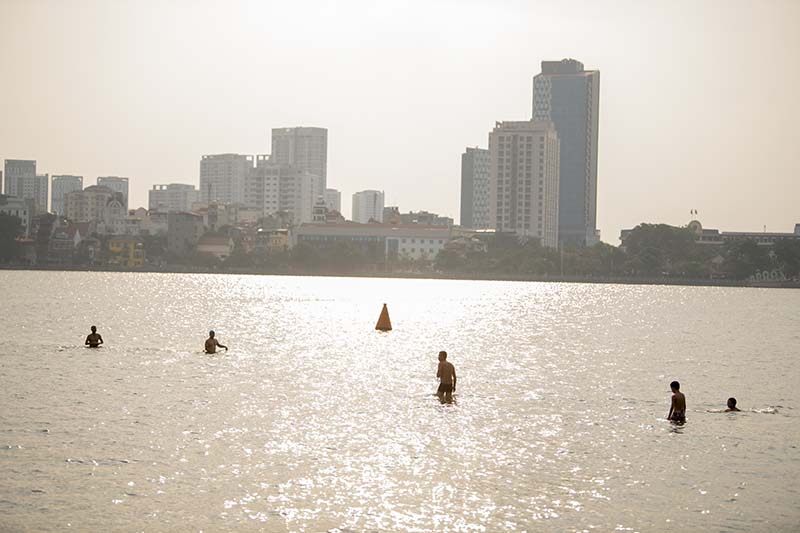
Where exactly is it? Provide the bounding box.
[2,214,799,281]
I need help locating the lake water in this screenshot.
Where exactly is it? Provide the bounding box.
[0,271,798,532]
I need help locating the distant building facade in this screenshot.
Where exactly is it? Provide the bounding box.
[199,154,253,205]
[107,236,145,268]
[0,194,33,237]
[324,188,341,213]
[620,220,800,250]
[3,159,35,199]
[271,127,328,198]
[533,58,600,246]
[97,176,129,209]
[352,190,385,223]
[64,185,126,233]
[51,175,83,216]
[488,120,560,247]
[196,235,234,260]
[294,222,451,261]
[167,212,205,257]
[244,155,316,224]
[384,207,453,227]
[3,160,48,215]
[148,183,199,212]
[460,147,491,229]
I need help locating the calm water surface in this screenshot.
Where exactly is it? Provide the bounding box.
[1,271,798,532]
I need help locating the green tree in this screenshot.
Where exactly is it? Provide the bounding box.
[0,213,22,262]
[722,240,770,279]
[773,239,800,278]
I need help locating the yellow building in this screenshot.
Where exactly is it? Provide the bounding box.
[107,236,145,268]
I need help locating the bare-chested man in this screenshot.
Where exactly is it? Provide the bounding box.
[85,325,104,348]
[436,351,457,402]
[725,397,741,412]
[204,330,228,354]
[667,380,686,423]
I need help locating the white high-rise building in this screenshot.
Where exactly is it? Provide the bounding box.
[51,175,83,216]
[533,58,600,246]
[3,160,48,215]
[244,155,316,224]
[271,127,327,198]
[149,183,199,212]
[97,176,129,209]
[3,160,35,198]
[352,190,385,223]
[324,188,341,214]
[199,154,253,206]
[488,120,560,248]
[460,147,490,229]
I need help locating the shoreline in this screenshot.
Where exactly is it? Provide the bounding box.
[1,264,797,289]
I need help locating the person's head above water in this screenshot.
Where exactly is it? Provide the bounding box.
[670,381,680,391]
[727,397,737,409]
[91,325,97,333]
[438,350,447,361]
[209,330,215,338]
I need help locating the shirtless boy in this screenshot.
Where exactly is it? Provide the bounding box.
[667,380,686,423]
[725,397,741,412]
[85,325,104,348]
[204,330,228,354]
[436,351,457,402]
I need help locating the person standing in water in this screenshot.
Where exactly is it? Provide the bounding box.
[436,351,457,402]
[204,330,228,354]
[667,380,686,423]
[85,326,104,348]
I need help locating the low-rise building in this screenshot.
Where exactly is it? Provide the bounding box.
[107,235,145,268]
[167,212,205,257]
[293,222,452,261]
[0,194,33,236]
[254,228,290,254]
[64,185,126,234]
[383,208,453,227]
[196,235,234,260]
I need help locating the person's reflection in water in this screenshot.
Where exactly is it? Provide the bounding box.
[436,351,457,404]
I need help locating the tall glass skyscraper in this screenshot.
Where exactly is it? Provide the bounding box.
[533,59,600,246]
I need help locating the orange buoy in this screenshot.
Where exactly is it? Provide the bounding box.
[375,303,392,331]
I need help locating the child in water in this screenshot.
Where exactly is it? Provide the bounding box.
[725,397,741,412]
[436,351,457,402]
[667,380,686,423]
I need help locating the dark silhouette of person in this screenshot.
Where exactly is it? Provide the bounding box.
[725,397,741,412]
[667,381,686,423]
[204,330,228,354]
[85,326,104,348]
[436,351,457,402]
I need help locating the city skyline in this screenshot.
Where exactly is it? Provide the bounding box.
[1,1,798,242]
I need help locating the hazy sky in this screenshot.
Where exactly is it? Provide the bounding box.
[1,0,798,242]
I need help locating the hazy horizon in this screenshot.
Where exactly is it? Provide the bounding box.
[1,0,798,242]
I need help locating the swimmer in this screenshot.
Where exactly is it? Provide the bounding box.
[204,330,228,354]
[436,351,457,402]
[667,380,686,423]
[725,397,741,412]
[85,325,104,348]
